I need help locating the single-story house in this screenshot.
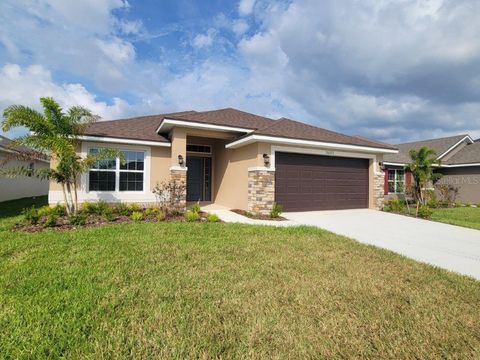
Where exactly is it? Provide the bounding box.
[0,135,50,202]
[383,134,480,203]
[48,108,397,214]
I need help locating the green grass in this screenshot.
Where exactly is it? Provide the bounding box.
[431,207,480,230]
[0,204,479,358]
[0,195,48,218]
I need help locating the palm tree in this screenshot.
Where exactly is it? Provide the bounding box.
[406,146,442,215]
[1,97,121,215]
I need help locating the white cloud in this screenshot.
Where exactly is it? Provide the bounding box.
[238,0,256,16]
[232,19,249,35]
[0,63,130,137]
[192,28,216,48]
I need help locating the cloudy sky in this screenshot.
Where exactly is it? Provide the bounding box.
[1,0,479,143]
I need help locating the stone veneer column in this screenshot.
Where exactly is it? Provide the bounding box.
[248,168,275,215]
[170,167,187,211]
[373,172,385,210]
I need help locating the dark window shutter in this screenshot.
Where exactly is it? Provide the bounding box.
[384,168,389,195]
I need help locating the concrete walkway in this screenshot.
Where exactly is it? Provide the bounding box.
[206,207,480,280]
[284,209,480,280]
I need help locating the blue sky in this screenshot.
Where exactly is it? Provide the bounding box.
[1,0,479,142]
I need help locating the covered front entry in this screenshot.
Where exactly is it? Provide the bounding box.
[275,152,369,212]
[186,156,212,202]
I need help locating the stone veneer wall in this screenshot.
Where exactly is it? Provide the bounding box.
[248,169,275,215]
[373,172,385,210]
[170,168,187,211]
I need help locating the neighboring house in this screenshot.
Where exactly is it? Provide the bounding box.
[383,134,480,203]
[0,135,50,202]
[49,108,397,214]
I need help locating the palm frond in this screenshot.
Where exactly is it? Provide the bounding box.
[2,105,53,135]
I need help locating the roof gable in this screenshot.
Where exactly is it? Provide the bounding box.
[384,134,471,164]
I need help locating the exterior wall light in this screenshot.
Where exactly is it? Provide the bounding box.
[263,153,270,166]
[178,155,184,165]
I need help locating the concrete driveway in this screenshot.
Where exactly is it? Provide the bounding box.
[283,209,480,280]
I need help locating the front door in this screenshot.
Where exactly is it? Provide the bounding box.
[186,157,211,201]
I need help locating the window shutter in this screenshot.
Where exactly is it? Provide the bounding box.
[384,168,389,195]
[406,170,412,188]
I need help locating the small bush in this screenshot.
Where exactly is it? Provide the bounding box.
[417,205,433,219]
[190,203,201,214]
[38,205,52,217]
[69,213,87,226]
[131,211,143,222]
[427,199,439,209]
[157,211,166,222]
[454,201,463,208]
[52,204,67,216]
[44,214,58,227]
[113,203,131,216]
[185,210,199,222]
[102,207,116,222]
[128,203,142,212]
[82,201,109,215]
[270,203,283,218]
[206,213,220,223]
[22,206,40,225]
[384,199,406,213]
[145,207,159,216]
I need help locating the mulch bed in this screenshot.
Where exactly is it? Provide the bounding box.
[231,209,287,221]
[13,212,213,233]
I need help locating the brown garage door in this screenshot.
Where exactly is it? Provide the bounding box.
[275,152,369,212]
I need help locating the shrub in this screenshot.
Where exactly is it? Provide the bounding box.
[69,213,87,226]
[270,203,283,218]
[145,207,159,216]
[185,210,199,222]
[44,214,58,227]
[417,205,433,219]
[427,198,439,209]
[113,203,131,216]
[130,211,143,222]
[383,199,406,213]
[157,211,166,222]
[102,207,116,222]
[128,203,141,213]
[190,203,201,214]
[206,213,220,223]
[82,201,109,215]
[38,204,67,217]
[22,206,40,225]
[454,201,463,208]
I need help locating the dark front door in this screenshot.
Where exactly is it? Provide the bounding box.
[275,152,369,212]
[186,157,212,201]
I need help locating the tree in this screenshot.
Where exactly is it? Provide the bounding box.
[405,146,442,215]
[1,97,122,215]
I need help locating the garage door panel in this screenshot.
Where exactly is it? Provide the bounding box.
[275,152,369,211]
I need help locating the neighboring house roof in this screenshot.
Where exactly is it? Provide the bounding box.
[84,107,396,151]
[384,134,469,164]
[384,134,479,167]
[0,135,49,162]
[445,142,480,165]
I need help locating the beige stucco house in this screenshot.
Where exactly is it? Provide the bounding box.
[0,135,50,202]
[48,108,397,214]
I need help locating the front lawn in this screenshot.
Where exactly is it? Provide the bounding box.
[0,209,479,358]
[431,207,480,230]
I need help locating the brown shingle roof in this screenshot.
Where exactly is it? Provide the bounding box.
[445,142,480,165]
[83,111,198,143]
[252,118,396,149]
[84,108,395,150]
[384,134,468,163]
[0,135,49,160]
[167,108,277,130]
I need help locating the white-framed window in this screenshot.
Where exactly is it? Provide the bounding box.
[88,148,145,192]
[388,169,405,194]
